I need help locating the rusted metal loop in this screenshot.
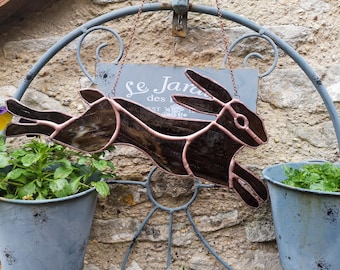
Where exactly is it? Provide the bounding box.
[223,33,279,78]
[113,166,230,270]
[145,169,200,213]
[107,172,230,270]
[76,25,124,84]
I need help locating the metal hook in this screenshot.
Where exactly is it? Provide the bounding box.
[172,0,189,37]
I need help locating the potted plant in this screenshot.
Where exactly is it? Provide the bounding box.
[262,161,340,270]
[0,134,115,270]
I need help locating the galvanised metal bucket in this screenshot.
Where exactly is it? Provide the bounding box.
[262,162,340,270]
[0,188,97,270]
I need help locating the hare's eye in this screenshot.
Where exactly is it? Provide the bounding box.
[234,114,248,129]
[237,117,245,126]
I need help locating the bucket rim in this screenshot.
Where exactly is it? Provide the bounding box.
[262,161,340,196]
[0,186,96,205]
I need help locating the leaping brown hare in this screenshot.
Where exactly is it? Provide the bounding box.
[6,69,268,207]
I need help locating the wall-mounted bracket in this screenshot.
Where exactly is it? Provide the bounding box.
[172,0,189,37]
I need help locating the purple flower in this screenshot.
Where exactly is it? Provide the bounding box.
[0,106,7,114]
[0,106,12,131]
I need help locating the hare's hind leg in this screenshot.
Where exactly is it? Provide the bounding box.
[6,122,56,137]
[6,99,71,124]
[230,162,268,207]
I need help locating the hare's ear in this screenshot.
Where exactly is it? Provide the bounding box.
[185,69,232,103]
[79,89,105,105]
[172,95,222,115]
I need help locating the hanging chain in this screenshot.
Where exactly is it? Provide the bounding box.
[215,0,239,98]
[111,0,237,97]
[111,0,146,96]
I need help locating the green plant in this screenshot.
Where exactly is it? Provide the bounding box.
[282,162,340,192]
[0,136,115,200]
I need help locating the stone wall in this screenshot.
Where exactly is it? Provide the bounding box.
[0,0,339,269]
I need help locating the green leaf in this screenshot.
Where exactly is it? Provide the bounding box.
[6,168,26,181]
[69,176,82,194]
[4,194,17,199]
[36,192,46,200]
[106,162,115,171]
[49,178,73,198]
[17,181,36,199]
[54,166,73,179]
[93,160,107,171]
[77,157,89,165]
[21,153,41,167]
[0,136,7,150]
[10,149,26,159]
[0,154,10,168]
[49,178,68,192]
[91,181,110,198]
[40,187,49,198]
[0,181,8,190]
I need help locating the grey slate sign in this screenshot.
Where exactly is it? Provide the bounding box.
[96,63,259,120]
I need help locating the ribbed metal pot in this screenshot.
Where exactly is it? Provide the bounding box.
[0,188,97,270]
[263,162,340,270]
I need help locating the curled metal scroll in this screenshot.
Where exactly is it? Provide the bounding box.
[76,26,124,84]
[223,31,279,78]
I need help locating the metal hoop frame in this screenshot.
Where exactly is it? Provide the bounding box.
[12,3,340,269]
